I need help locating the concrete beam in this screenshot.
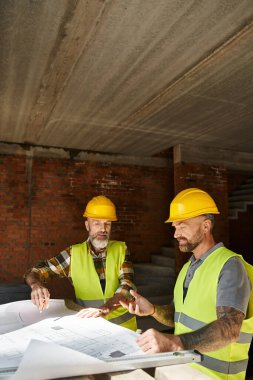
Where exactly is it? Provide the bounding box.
[0,142,171,168]
[174,144,253,172]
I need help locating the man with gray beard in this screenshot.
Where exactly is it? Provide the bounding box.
[24,195,137,331]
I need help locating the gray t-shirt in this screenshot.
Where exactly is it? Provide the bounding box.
[183,242,252,314]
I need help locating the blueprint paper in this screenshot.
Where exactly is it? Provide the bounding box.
[0,299,75,334]
[0,300,202,379]
[12,339,132,380]
[0,314,142,372]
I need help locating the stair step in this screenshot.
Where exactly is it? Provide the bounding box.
[228,177,253,220]
[229,202,253,213]
[229,200,248,209]
[228,206,252,219]
[229,194,253,202]
[134,263,175,280]
[136,284,174,297]
[161,246,175,257]
[237,182,253,190]
[135,274,175,287]
[231,188,253,197]
[151,254,175,267]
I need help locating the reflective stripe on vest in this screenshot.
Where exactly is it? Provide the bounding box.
[108,311,135,325]
[174,312,206,329]
[76,298,105,307]
[200,355,249,375]
[174,312,253,344]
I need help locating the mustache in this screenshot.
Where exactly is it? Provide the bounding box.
[177,237,187,242]
[94,232,109,238]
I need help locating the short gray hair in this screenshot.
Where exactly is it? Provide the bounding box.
[203,214,215,229]
[203,214,215,220]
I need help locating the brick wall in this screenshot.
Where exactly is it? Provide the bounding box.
[0,156,30,282]
[0,153,172,286]
[1,150,243,297]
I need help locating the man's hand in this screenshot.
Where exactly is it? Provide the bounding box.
[77,292,134,318]
[120,289,155,316]
[77,306,110,318]
[137,329,184,353]
[31,284,50,313]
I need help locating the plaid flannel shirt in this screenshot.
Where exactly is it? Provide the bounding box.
[26,239,136,299]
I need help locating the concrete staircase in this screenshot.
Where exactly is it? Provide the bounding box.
[229,177,253,220]
[134,246,176,332]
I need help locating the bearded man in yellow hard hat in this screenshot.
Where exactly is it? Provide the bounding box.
[121,188,253,379]
[24,195,137,331]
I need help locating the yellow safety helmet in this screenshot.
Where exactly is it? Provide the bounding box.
[83,195,117,221]
[165,188,220,223]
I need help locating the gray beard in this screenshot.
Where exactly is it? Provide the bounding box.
[178,232,203,253]
[91,237,109,250]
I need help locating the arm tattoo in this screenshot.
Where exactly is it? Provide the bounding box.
[152,304,175,327]
[180,306,245,352]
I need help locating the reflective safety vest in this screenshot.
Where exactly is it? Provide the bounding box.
[71,240,137,331]
[174,246,253,380]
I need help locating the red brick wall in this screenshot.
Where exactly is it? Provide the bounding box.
[0,153,172,285]
[173,162,228,272]
[0,155,30,282]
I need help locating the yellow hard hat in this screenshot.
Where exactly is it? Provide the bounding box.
[165,188,220,223]
[83,195,117,221]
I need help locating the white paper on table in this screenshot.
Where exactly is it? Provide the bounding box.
[0,311,23,334]
[12,339,133,380]
[0,314,142,372]
[0,299,76,334]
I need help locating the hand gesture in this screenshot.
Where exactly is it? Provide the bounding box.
[31,284,50,313]
[120,289,155,316]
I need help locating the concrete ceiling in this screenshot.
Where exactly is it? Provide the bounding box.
[1,0,253,158]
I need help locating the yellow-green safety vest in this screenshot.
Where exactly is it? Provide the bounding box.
[174,246,253,380]
[71,240,137,331]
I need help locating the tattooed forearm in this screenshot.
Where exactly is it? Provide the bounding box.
[152,304,175,327]
[180,306,245,352]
